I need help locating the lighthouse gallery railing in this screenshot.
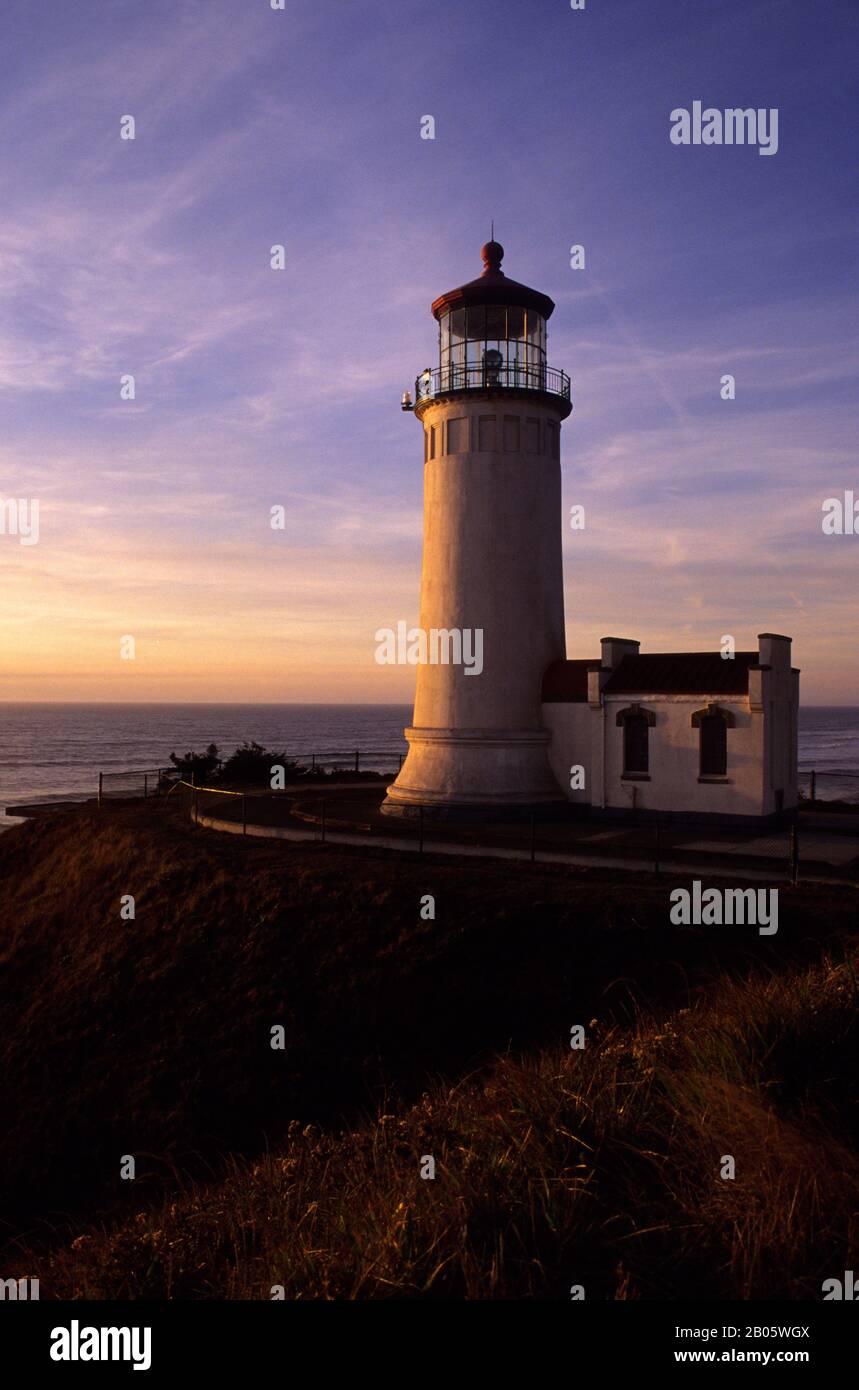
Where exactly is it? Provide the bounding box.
[415,363,570,404]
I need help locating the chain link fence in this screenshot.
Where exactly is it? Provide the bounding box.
[799,769,859,802]
[97,750,404,804]
[179,786,859,886]
[98,759,859,884]
[98,767,179,802]
[287,749,405,776]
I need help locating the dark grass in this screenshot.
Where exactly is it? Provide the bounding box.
[1,799,857,1298]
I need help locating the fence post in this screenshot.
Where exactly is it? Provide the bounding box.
[529,812,536,863]
[654,823,661,878]
[789,823,798,886]
[355,749,360,774]
[242,793,247,836]
[810,769,816,802]
[98,772,103,807]
[321,797,326,843]
[311,753,316,772]
[144,774,148,800]
[419,804,424,854]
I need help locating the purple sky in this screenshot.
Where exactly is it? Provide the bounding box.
[0,0,857,702]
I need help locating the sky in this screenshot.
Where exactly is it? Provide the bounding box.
[0,0,856,704]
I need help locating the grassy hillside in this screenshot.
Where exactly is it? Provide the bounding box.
[1,801,857,1298]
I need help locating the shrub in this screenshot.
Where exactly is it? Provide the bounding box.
[219,741,298,785]
[168,743,220,783]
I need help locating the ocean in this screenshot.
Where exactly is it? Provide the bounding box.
[0,704,857,829]
[0,703,411,829]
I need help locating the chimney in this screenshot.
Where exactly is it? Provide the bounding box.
[600,636,640,671]
[757,633,791,671]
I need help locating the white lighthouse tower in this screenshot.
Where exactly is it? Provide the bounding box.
[383,240,572,817]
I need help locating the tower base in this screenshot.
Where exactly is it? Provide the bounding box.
[382,726,567,819]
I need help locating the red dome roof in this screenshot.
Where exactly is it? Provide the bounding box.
[431,242,555,322]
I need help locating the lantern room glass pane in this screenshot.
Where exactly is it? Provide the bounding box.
[466,306,486,340]
[485,305,505,340]
[507,306,525,340]
[526,311,544,345]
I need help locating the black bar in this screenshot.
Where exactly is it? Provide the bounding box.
[1,1298,853,1375]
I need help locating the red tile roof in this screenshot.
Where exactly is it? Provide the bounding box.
[542,659,600,703]
[603,652,757,696]
[542,653,758,702]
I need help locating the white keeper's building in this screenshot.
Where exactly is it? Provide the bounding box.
[542,633,799,825]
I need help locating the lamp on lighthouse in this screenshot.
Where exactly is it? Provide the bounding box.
[482,347,503,386]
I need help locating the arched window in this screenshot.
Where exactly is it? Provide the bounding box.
[616,704,655,776]
[699,715,727,775]
[691,704,735,778]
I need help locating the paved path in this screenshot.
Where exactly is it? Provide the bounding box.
[196,810,857,886]
[683,833,858,866]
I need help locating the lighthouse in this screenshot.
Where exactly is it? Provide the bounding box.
[383,240,572,817]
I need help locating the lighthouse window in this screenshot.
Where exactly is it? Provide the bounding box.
[478,416,497,452]
[447,417,468,454]
[524,418,540,454]
[503,417,520,452]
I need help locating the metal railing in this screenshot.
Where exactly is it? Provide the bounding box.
[175,787,858,886]
[98,767,179,803]
[799,769,859,801]
[415,362,570,403]
[98,750,405,803]
[288,748,404,775]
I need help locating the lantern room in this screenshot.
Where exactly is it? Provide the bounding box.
[412,240,571,412]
